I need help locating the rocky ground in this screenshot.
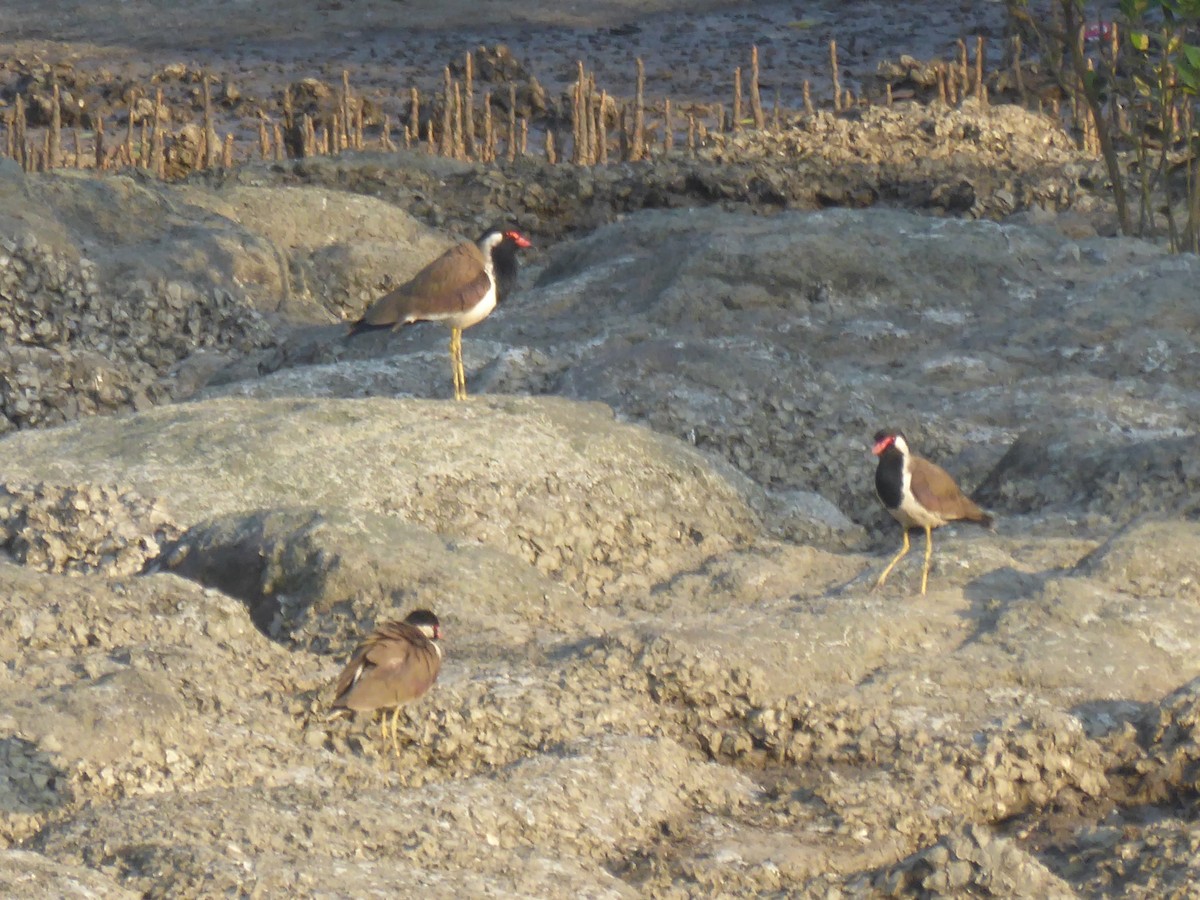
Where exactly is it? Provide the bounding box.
[3,1,1200,898]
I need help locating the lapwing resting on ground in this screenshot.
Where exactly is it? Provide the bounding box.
[872,429,993,595]
[348,226,531,400]
[332,609,442,754]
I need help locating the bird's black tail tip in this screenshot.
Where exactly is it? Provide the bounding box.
[345,319,389,339]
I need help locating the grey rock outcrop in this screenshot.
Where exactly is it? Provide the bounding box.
[2,175,1200,895]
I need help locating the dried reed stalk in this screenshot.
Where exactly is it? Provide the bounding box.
[830,41,841,112]
[633,58,646,160]
[464,51,475,158]
[453,81,466,159]
[410,88,421,145]
[732,67,742,132]
[94,114,105,169]
[441,68,454,157]
[339,70,349,147]
[14,96,28,170]
[303,113,315,156]
[202,79,216,167]
[586,74,598,164]
[125,92,137,168]
[482,92,494,162]
[150,88,164,171]
[572,62,584,163]
[597,93,609,164]
[507,85,517,163]
[750,46,765,129]
[49,84,62,168]
[975,35,985,103]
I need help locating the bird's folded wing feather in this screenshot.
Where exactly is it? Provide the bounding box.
[333,621,440,710]
[909,457,984,520]
[360,242,488,326]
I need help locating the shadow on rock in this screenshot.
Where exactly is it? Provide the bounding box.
[0,737,73,817]
[959,564,1056,644]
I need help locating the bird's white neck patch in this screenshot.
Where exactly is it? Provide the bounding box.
[478,232,504,280]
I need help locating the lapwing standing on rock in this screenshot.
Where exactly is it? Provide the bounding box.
[332,609,442,755]
[348,226,532,400]
[872,429,993,595]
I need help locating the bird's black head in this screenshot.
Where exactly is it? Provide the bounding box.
[477,225,532,251]
[872,429,908,457]
[404,608,442,641]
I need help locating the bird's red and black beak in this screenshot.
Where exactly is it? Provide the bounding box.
[872,434,895,456]
[506,230,533,249]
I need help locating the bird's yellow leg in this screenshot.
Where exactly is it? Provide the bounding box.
[390,707,403,756]
[920,525,934,596]
[448,329,462,401]
[378,710,391,748]
[455,328,469,400]
[875,529,910,590]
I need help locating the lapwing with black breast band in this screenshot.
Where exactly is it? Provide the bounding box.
[348,226,531,400]
[332,609,442,755]
[872,429,993,595]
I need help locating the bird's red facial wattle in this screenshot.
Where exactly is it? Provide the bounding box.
[506,230,532,249]
[872,434,896,456]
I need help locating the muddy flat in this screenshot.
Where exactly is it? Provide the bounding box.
[2,0,1012,111]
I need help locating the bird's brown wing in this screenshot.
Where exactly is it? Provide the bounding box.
[358,242,489,327]
[332,621,441,711]
[908,455,991,524]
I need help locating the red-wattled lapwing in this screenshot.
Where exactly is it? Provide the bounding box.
[348,226,532,400]
[872,429,993,595]
[332,609,442,754]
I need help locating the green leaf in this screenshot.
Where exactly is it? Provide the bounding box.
[1177,46,1200,93]
[1129,29,1151,52]
[1119,0,1151,18]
